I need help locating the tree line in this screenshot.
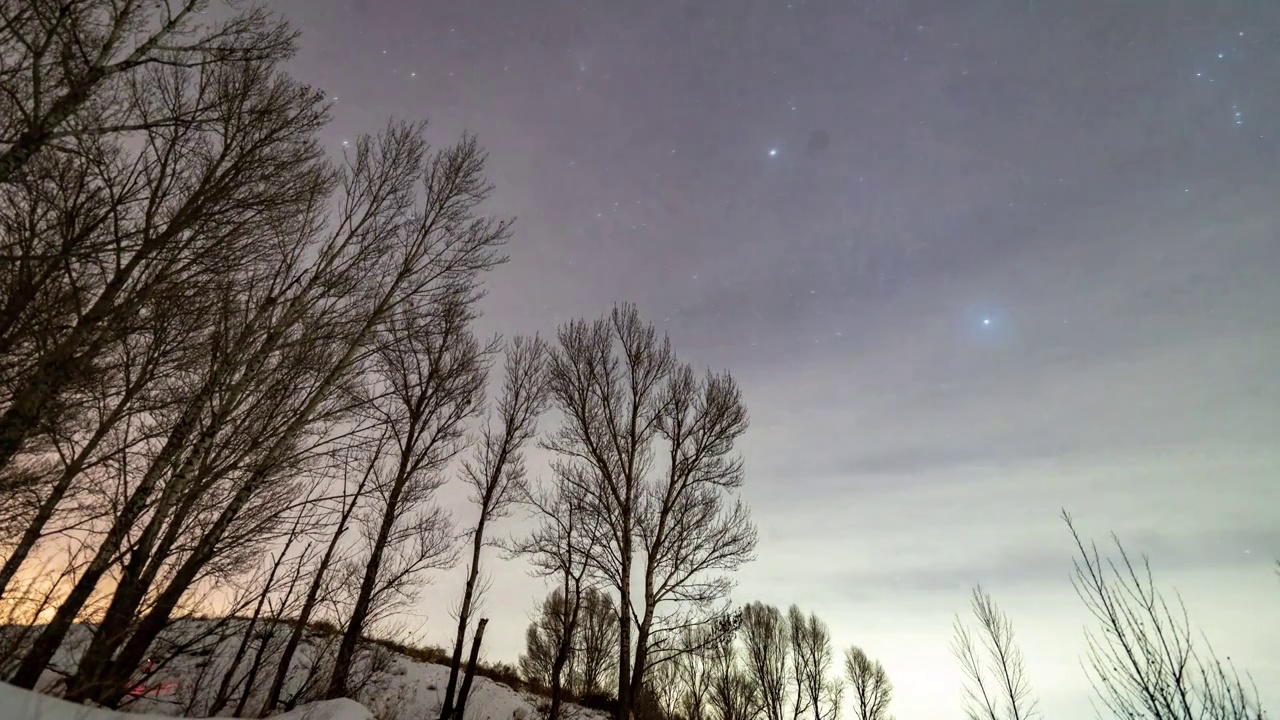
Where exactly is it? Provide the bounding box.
[0,3,1272,720]
[517,509,1272,720]
[0,3,755,720]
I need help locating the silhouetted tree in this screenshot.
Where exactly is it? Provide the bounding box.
[951,585,1038,720]
[740,602,790,720]
[513,478,597,720]
[676,629,713,720]
[843,646,891,720]
[5,38,333,693]
[788,606,842,720]
[440,336,549,720]
[576,588,621,696]
[521,588,576,690]
[1065,511,1267,720]
[0,1,310,475]
[261,441,379,715]
[708,635,760,720]
[325,299,487,699]
[543,304,758,720]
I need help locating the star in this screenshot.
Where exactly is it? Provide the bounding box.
[768,148,779,157]
[982,317,991,326]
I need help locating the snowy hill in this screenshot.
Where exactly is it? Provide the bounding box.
[4,620,603,720]
[1,682,369,720]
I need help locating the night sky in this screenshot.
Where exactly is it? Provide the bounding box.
[271,1,1280,715]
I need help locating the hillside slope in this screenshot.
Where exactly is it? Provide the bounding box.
[5,620,600,720]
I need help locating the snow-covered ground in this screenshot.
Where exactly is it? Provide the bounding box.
[4,620,604,720]
[1,682,370,720]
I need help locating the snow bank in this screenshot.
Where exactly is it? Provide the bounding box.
[0,680,372,720]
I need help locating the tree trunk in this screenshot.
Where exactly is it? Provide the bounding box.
[440,515,487,720]
[615,529,633,720]
[90,459,286,708]
[324,471,408,700]
[454,618,488,720]
[206,529,299,715]
[0,399,122,599]
[261,497,360,716]
[94,305,382,707]
[548,640,569,720]
[6,380,218,689]
[66,474,193,702]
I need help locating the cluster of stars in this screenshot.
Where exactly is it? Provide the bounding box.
[1193,32,1252,127]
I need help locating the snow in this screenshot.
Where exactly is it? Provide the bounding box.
[1,680,371,720]
[3,619,604,720]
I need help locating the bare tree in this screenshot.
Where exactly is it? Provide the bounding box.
[0,283,194,599]
[951,585,1038,720]
[708,635,760,720]
[576,587,621,696]
[12,118,510,699]
[324,300,488,699]
[1065,511,1267,720]
[543,303,757,720]
[740,602,790,720]
[0,0,298,185]
[676,628,713,720]
[0,16,326,476]
[453,617,489,720]
[439,336,548,720]
[788,607,841,720]
[512,475,597,720]
[645,654,683,720]
[519,590,569,691]
[259,441,379,715]
[843,646,891,720]
[519,585,623,701]
[5,47,334,692]
[205,508,309,716]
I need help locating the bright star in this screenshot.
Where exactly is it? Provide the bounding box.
[982,318,991,326]
[768,148,778,157]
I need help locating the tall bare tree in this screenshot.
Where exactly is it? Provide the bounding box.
[5,48,333,692]
[0,4,317,474]
[740,602,790,720]
[951,585,1038,720]
[543,304,757,720]
[440,336,549,720]
[1065,511,1266,720]
[788,607,841,720]
[576,587,621,696]
[843,646,891,720]
[520,589,570,691]
[324,299,489,699]
[11,118,511,699]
